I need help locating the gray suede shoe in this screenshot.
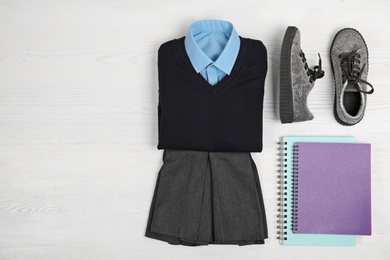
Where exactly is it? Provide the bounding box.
[331,28,374,126]
[280,26,325,124]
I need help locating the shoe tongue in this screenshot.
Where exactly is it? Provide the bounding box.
[344,81,360,92]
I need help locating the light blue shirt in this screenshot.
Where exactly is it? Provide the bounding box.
[184,20,241,86]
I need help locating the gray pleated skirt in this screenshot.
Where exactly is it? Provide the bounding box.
[145,150,268,246]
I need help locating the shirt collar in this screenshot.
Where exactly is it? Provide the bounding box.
[184,20,240,75]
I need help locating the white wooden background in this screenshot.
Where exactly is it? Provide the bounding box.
[0,0,389,259]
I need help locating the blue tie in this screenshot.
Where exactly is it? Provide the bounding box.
[206,65,218,86]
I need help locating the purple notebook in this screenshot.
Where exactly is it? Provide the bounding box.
[292,142,371,235]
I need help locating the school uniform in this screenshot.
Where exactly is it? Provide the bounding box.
[146,20,268,246]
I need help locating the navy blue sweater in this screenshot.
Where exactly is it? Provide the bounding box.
[157,37,267,152]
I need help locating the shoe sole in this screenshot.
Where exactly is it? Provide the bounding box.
[279,26,298,124]
[330,28,369,126]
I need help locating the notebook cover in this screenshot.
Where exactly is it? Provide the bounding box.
[293,142,371,235]
[279,136,356,246]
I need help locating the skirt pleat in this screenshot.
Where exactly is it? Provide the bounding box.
[145,150,268,246]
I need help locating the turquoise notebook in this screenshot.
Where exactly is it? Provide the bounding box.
[278,136,356,246]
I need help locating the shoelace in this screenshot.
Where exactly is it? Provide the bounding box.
[339,49,374,94]
[299,52,325,83]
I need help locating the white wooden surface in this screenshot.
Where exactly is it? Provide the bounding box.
[0,0,389,259]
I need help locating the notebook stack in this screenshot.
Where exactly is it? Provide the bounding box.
[278,136,372,246]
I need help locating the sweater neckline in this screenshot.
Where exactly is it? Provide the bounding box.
[176,36,248,95]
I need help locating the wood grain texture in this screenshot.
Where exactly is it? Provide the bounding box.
[0,0,389,259]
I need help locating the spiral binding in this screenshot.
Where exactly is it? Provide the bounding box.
[277,141,289,242]
[292,144,299,232]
